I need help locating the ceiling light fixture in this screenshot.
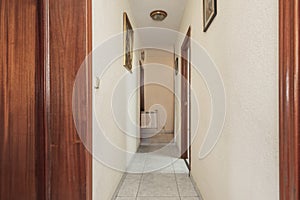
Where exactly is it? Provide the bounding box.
[150,10,168,21]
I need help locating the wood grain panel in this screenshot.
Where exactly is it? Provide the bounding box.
[279,0,300,199]
[0,0,92,199]
[0,0,43,199]
[47,0,92,199]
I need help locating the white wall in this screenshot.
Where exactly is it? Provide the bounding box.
[92,1,140,199]
[144,49,174,132]
[175,0,279,199]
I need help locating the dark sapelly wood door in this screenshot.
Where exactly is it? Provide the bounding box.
[0,0,92,199]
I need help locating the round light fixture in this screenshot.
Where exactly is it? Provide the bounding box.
[150,10,168,21]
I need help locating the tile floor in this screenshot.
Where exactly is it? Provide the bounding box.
[140,132,174,145]
[114,144,201,200]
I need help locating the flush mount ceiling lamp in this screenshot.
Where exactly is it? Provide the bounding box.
[150,10,168,21]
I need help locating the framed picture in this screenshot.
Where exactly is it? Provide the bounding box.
[123,12,134,72]
[175,57,179,75]
[140,50,145,62]
[203,0,217,32]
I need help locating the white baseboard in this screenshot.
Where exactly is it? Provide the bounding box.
[111,172,126,200]
[190,174,204,200]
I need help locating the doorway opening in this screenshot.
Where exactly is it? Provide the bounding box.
[139,49,176,146]
[137,28,192,174]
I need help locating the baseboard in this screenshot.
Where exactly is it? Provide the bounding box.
[111,173,127,200]
[112,146,139,199]
[190,174,204,200]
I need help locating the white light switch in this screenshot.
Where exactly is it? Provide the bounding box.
[94,77,100,89]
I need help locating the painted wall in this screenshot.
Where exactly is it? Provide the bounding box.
[144,49,174,132]
[175,0,279,199]
[92,0,140,199]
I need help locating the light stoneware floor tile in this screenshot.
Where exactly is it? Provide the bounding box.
[143,162,174,173]
[175,174,198,197]
[138,173,179,197]
[115,145,201,199]
[143,155,174,173]
[180,197,201,200]
[115,197,136,200]
[127,155,146,173]
[118,174,141,197]
[173,159,189,174]
[137,197,180,200]
[153,164,174,174]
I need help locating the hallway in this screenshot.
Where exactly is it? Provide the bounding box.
[114,145,201,199]
[0,0,292,199]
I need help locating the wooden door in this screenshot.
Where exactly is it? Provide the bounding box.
[46,0,92,199]
[180,27,191,170]
[0,0,45,199]
[0,0,92,199]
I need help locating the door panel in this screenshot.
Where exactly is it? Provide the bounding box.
[47,0,92,199]
[0,0,43,199]
[0,0,92,199]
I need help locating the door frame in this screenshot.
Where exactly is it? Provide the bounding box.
[86,0,93,198]
[279,0,300,199]
[181,27,192,171]
[139,60,144,143]
[140,60,145,113]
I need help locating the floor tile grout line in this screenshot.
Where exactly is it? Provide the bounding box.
[142,154,147,174]
[136,156,147,198]
[174,167,182,199]
[113,172,128,199]
[135,172,144,199]
[176,172,201,199]
[115,145,196,199]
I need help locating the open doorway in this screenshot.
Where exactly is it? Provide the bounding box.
[139,49,175,145]
[135,48,190,174]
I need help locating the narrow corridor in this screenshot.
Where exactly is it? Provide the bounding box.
[114,145,202,199]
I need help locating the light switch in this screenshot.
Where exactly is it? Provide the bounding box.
[94,77,100,89]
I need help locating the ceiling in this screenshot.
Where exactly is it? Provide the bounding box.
[128,0,188,48]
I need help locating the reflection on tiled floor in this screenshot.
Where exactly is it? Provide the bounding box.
[114,145,201,200]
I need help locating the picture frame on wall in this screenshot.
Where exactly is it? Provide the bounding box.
[175,57,179,75]
[203,0,217,32]
[123,12,134,72]
[141,50,145,62]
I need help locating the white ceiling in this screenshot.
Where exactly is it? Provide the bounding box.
[128,0,188,48]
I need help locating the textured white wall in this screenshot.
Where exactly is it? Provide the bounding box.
[92,1,140,199]
[175,0,279,199]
